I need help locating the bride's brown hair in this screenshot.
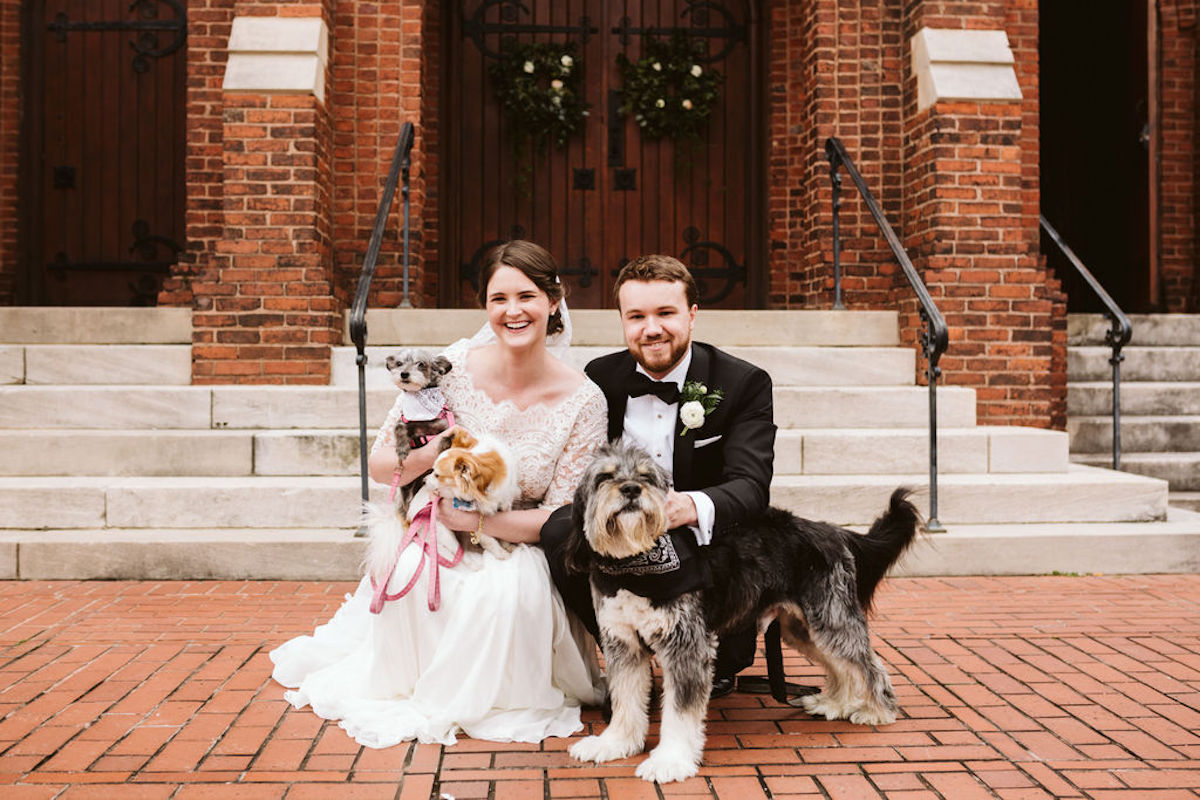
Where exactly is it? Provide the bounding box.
[476,240,566,336]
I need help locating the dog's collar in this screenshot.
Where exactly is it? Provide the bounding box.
[592,529,711,602]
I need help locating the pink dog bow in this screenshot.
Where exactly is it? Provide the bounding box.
[369,498,463,613]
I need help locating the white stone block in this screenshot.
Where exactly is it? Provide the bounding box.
[911,27,1023,111]
[105,477,365,528]
[253,430,360,475]
[212,387,396,429]
[985,427,1069,473]
[0,479,107,528]
[0,308,191,344]
[227,16,328,59]
[0,431,253,477]
[25,345,192,385]
[774,386,977,428]
[0,346,23,384]
[0,387,211,429]
[224,16,328,102]
[796,428,988,475]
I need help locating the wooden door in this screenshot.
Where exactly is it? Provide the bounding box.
[442,0,762,309]
[22,0,187,306]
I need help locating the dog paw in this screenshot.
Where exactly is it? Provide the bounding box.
[635,748,700,784]
[800,693,845,721]
[849,706,896,726]
[569,734,643,764]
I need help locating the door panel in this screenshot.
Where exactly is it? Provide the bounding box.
[444,0,758,309]
[25,0,187,306]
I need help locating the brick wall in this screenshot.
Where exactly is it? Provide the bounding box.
[0,0,20,305]
[1159,0,1200,312]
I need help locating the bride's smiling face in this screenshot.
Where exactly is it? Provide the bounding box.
[485,265,559,347]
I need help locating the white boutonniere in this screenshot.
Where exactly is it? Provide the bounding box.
[678,381,723,436]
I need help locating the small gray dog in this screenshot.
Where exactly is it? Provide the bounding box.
[383,348,453,512]
[563,441,920,783]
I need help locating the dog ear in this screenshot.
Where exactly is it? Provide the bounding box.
[384,355,399,370]
[562,482,593,575]
[432,355,452,377]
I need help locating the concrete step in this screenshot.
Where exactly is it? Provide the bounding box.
[1068,415,1200,453]
[1171,492,1200,512]
[346,308,902,347]
[770,465,1167,525]
[0,476,378,530]
[1072,452,1200,491]
[332,345,918,389]
[1068,381,1200,416]
[1069,346,1200,382]
[774,386,976,428]
[0,429,362,477]
[0,307,193,344]
[891,507,1200,577]
[776,426,1068,475]
[0,344,192,385]
[1069,313,1200,346]
[0,384,974,431]
[5,506,1195,581]
[0,464,1164,531]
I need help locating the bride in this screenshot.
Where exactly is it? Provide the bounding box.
[270,240,607,747]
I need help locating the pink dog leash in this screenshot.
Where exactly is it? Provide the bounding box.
[369,497,463,614]
[389,410,455,502]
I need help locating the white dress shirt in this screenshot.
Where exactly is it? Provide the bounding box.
[621,350,717,546]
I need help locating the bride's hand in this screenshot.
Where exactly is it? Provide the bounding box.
[435,495,482,534]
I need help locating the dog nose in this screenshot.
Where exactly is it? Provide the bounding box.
[399,371,409,380]
[619,482,641,499]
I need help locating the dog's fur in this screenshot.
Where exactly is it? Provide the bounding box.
[364,427,521,585]
[385,349,454,513]
[564,441,920,784]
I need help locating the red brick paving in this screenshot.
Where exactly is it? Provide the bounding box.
[1,576,1198,799]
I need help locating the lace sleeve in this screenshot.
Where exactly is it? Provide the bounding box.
[542,383,608,509]
[370,392,406,456]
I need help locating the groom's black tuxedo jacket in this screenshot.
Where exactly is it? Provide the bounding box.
[585,342,777,536]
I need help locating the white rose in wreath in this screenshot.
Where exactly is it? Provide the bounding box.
[561,54,573,68]
[523,60,535,74]
[690,64,703,78]
[679,401,706,431]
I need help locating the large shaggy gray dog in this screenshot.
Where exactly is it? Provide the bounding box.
[564,441,920,783]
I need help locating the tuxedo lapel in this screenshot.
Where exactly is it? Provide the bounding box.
[672,343,708,490]
[599,353,634,443]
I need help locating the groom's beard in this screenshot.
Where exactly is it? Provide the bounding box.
[630,335,689,377]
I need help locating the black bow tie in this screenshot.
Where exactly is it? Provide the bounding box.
[626,372,680,404]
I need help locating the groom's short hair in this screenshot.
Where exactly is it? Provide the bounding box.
[613,254,700,309]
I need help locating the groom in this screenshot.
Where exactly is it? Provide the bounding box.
[541,254,777,698]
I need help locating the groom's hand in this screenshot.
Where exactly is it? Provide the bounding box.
[665,491,698,529]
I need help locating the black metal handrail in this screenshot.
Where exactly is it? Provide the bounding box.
[825,137,950,532]
[349,123,415,525]
[1039,215,1132,470]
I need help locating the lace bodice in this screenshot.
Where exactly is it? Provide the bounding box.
[372,339,608,508]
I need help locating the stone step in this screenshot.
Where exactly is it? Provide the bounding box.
[332,345,918,388]
[0,344,193,386]
[0,384,975,430]
[1072,452,1200,491]
[346,308,902,347]
[1171,492,1200,512]
[0,307,192,344]
[5,501,1195,581]
[776,426,1067,475]
[1068,415,1200,453]
[1068,381,1200,416]
[770,465,1167,525]
[1,425,1064,478]
[0,429,362,477]
[1069,313,1200,347]
[0,476,378,530]
[0,466,1162,531]
[774,386,976,428]
[1068,346,1200,382]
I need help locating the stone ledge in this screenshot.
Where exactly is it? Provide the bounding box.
[911,27,1022,111]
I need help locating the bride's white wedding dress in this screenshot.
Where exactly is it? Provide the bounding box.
[270,339,607,747]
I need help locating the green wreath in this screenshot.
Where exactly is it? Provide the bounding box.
[489,40,589,187]
[617,33,723,145]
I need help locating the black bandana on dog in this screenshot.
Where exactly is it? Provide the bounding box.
[591,529,712,604]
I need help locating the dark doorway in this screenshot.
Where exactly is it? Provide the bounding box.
[1040,1,1153,312]
[21,0,187,306]
[441,0,764,309]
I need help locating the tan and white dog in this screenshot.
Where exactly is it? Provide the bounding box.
[365,428,521,612]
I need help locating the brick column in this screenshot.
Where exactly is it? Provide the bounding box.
[190,11,339,384]
[901,6,1066,429]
